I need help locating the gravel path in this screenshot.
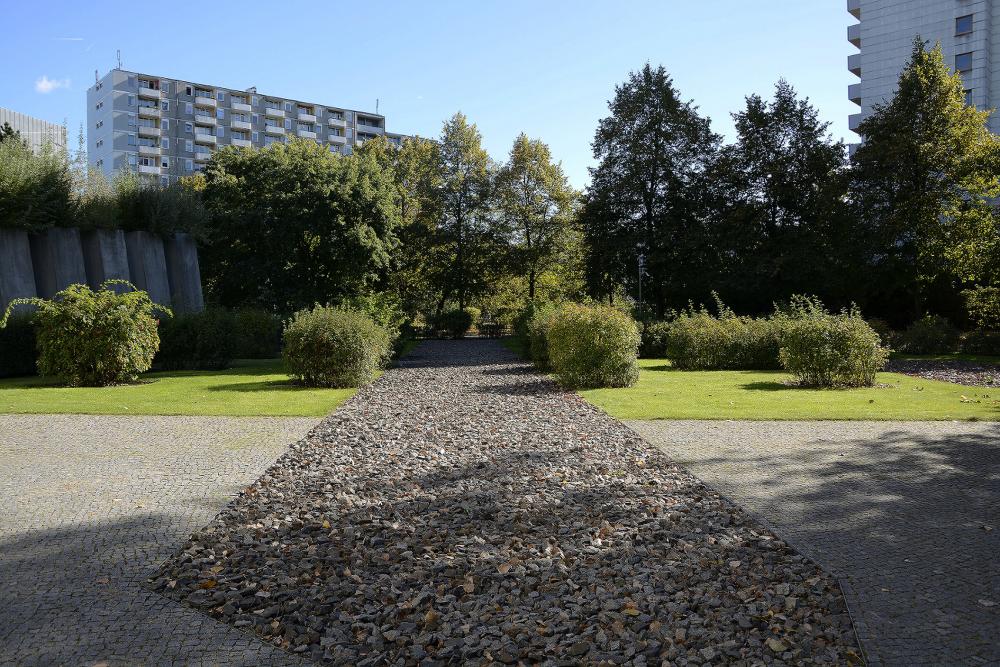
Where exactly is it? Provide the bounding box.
[887,359,1000,387]
[151,340,860,665]
[628,420,1000,667]
[0,414,318,667]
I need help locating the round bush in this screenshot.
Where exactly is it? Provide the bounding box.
[899,315,960,354]
[778,310,888,387]
[546,303,640,388]
[282,306,390,388]
[961,329,1000,355]
[0,312,37,377]
[664,312,782,370]
[156,308,236,370]
[2,282,165,386]
[640,320,672,359]
[433,308,475,339]
[525,302,558,369]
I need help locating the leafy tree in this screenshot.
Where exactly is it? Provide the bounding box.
[0,122,25,147]
[495,133,578,300]
[198,139,401,312]
[583,64,720,316]
[709,80,853,312]
[851,39,1000,317]
[0,135,74,230]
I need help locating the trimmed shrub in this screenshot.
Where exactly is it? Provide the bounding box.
[664,310,782,370]
[546,303,640,388]
[1,282,166,386]
[156,308,236,370]
[778,305,888,387]
[962,287,1000,330]
[898,315,960,354]
[961,329,1000,355]
[640,320,672,359]
[282,306,390,387]
[232,308,283,358]
[433,308,475,339]
[0,312,37,377]
[525,302,558,369]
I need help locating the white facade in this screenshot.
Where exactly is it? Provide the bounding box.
[0,107,67,153]
[847,0,998,141]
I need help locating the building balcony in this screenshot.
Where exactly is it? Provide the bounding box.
[138,106,161,119]
[138,145,160,157]
[231,138,251,147]
[264,125,285,135]
[137,164,160,175]
[848,23,860,48]
[328,134,347,144]
[194,114,218,126]
[194,133,217,145]
[138,85,160,100]
[328,117,346,128]
[357,123,384,135]
[194,95,217,109]
[297,129,317,139]
[847,0,860,20]
[849,112,863,133]
[231,120,251,131]
[194,151,213,163]
[848,53,861,77]
[848,83,861,106]
[138,126,161,138]
[265,107,285,119]
[231,101,252,113]
[297,111,317,123]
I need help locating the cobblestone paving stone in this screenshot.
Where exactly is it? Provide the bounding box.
[627,420,1000,667]
[0,414,318,666]
[152,340,860,665]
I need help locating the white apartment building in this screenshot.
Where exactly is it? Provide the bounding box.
[847,0,998,140]
[0,107,67,153]
[87,69,408,184]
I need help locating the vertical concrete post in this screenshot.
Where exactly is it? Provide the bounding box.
[0,228,38,314]
[163,233,205,313]
[125,231,172,307]
[81,229,131,292]
[29,227,88,299]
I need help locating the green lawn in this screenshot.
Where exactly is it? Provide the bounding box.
[0,359,356,417]
[581,359,1000,421]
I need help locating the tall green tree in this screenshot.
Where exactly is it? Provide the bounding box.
[851,38,1000,316]
[709,80,852,312]
[495,133,577,300]
[437,113,495,310]
[584,64,720,316]
[198,139,401,312]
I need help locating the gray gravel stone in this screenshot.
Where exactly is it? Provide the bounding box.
[152,340,861,664]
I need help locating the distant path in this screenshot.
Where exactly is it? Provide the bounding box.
[151,340,859,665]
[630,419,1000,666]
[0,414,317,666]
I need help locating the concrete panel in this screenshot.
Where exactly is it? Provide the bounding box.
[163,233,204,313]
[81,229,131,292]
[125,231,172,306]
[0,228,38,314]
[29,227,88,299]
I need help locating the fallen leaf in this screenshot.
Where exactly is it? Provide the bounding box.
[200,579,217,589]
[766,638,788,652]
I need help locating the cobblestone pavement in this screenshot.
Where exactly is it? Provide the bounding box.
[0,414,318,666]
[627,420,1000,666]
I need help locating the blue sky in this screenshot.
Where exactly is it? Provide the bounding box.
[0,1,857,188]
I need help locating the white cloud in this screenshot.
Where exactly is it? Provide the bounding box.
[35,75,70,94]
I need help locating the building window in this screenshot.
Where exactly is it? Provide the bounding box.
[252,95,259,106]
[128,154,137,165]
[217,91,224,102]
[284,101,292,112]
[216,126,224,138]
[185,140,193,152]
[185,85,192,96]
[162,137,170,149]
[127,94,135,106]
[956,52,973,73]
[956,14,974,36]
[216,108,225,120]
[185,102,193,115]
[252,131,259,142]
[161,158,169,168]
[965,89,975,106]
[161,176,169,186]
[252,113,259,125]
[184,122,192,133]
[127,116,136,127]
[161,100,169,111]
[284,118,292,130]
[185,159,193,172]
[162,119,169,131]
[127,134,136,145]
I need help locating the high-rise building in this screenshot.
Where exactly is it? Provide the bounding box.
[0,107,67,153]
[847,0,997,140]
[87,69,407,184]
